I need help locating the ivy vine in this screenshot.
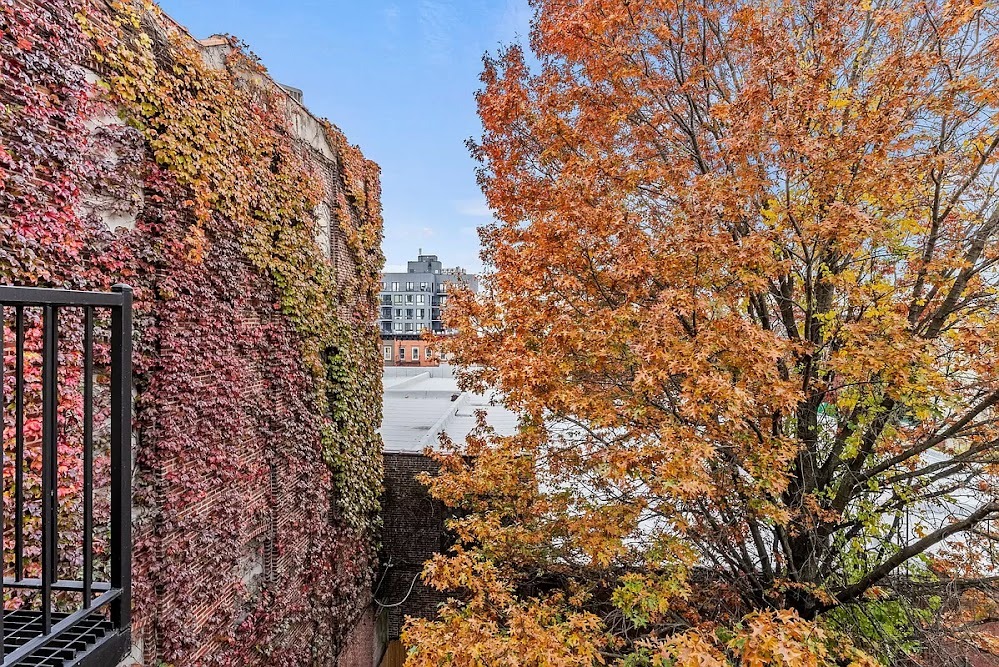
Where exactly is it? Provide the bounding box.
[2,0,384,663]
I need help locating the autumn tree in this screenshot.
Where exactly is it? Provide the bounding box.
[404,0,999,664]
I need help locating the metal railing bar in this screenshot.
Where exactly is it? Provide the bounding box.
[1,305,5,662]
[1,588,121,666]
[83,307,94,609]
[1,579,112,593]
[40,305,58,635]
[109,284,132,631]
[0,287,124,308]
[13,306,23,581]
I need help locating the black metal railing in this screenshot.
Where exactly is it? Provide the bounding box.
[0,285,132,666]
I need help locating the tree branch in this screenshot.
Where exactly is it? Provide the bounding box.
[834,502,999,606]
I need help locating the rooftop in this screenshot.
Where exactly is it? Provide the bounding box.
[380,365,519,452]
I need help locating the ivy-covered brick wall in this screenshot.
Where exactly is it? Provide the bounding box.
[1,1,384,664]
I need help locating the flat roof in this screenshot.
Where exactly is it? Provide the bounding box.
[380,365,518,452]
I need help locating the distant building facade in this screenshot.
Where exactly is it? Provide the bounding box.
[379,253,478,366]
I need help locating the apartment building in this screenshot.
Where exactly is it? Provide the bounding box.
[379,253,478,366]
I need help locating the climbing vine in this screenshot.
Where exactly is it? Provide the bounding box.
[2,0,384,664]
[1,0,123,600]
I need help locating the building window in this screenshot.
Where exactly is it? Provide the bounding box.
[406,281,415,291]
[417,295,426,305]
[383,346,392,361]
[405,323,413,332]
[412,347,419,361]
[393,323,402,332]
[415,323,425,332]
[405,295,414,304]
[406,309,414,318]
[420,282,428,291]
[425,347,432,360]
[393,294,403,304]
[391,282,399,291]
[438,283,447,293]
[395,309,402,318]
[398,347,405,359]
[416,309,425,318]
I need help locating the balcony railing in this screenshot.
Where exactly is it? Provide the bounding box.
[0,286,132,666]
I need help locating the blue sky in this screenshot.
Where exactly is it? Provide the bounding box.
[157,0,532,272]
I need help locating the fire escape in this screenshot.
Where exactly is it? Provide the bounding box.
[1,286,132,666]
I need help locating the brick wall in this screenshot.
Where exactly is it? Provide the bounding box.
[381,338,440,367]
[379,453,453,639]
[2,1,381,664]
[124,30,372,659]
[337,604,389,667]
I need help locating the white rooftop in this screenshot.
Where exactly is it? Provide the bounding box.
[380,365,519,452]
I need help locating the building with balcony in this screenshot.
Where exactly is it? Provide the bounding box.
[379,254,478,366]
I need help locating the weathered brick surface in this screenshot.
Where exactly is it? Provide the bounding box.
[380,453,452,639]
[3,2,378,664]
[337,605,389,667]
